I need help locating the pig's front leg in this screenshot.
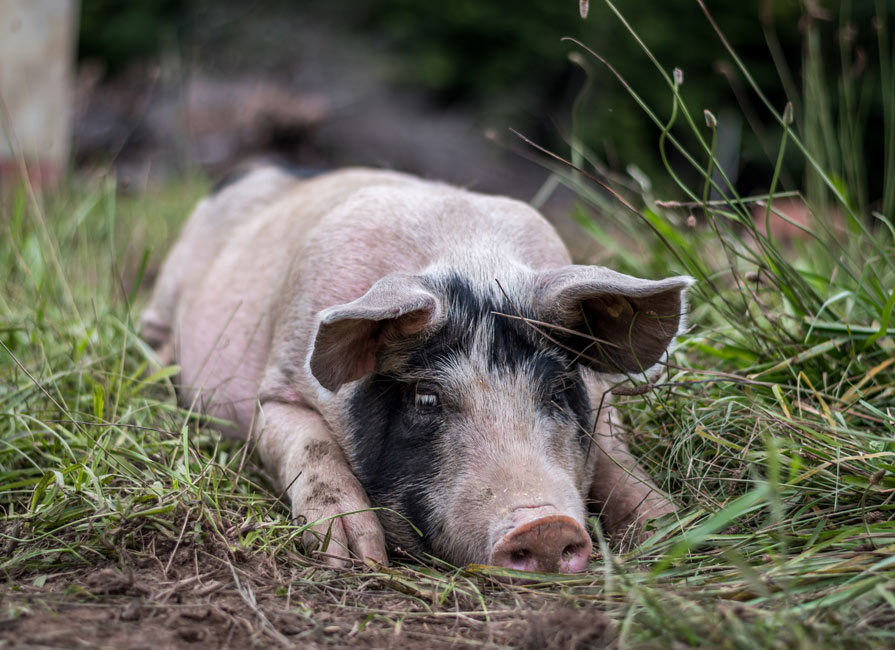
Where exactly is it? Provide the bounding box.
[255,400,387,567]
[590,410,676,538]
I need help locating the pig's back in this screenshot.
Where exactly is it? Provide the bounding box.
[169,167,433,431]
[257,169,573,413]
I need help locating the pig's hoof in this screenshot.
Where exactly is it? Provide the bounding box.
[297,507,387,569]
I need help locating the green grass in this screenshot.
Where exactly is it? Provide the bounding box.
[3,3,895,648]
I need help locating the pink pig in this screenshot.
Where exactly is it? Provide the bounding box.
[142,166,691,573]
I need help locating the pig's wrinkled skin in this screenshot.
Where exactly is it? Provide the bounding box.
[142,166,692,573]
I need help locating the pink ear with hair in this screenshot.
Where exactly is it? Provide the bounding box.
[309,274,441,391]
[536,265,694,375]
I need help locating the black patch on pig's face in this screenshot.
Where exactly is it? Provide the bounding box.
[342,375,446,553]
[343,274,594,557]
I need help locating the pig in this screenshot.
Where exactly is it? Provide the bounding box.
[141,165,692,573]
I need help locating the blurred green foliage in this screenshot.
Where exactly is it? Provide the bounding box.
[76,0,893,202]
[78,0,186,72]
[357,0,884,198]
[362,1,802,109]
[362,1,580,106]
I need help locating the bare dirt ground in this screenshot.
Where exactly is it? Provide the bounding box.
[0,519,618,650]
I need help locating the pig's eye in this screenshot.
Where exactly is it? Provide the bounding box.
[414,383,441,409]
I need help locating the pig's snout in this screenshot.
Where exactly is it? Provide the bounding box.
[491,511,592,574]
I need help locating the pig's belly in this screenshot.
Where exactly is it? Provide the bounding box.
[174,269,276,436]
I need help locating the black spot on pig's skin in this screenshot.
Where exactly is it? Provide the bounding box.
[344,274,594,554]
[345,376,442,552]
[307,479,341,508]
[304,439,339,463]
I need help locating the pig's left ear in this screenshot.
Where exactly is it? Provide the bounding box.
[536,265,694,376]
[309,274,442,392]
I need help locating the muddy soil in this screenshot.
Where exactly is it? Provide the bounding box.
[0,528,617,650]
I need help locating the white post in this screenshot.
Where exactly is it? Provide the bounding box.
[0,0,79,189]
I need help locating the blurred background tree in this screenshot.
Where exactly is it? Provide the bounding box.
[79,0,185,72]
[75,0,892,208]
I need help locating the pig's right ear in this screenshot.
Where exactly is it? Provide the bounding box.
[308,274,441,392]
[536,265,694,377]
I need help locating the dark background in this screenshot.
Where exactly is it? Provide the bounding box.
[74,0,891,212]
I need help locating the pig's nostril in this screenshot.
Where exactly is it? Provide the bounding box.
[562,544,580,560]
[491,515,592,575]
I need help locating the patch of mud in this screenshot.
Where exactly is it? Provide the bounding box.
[517,607,617,650]
[1,526,615,649]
